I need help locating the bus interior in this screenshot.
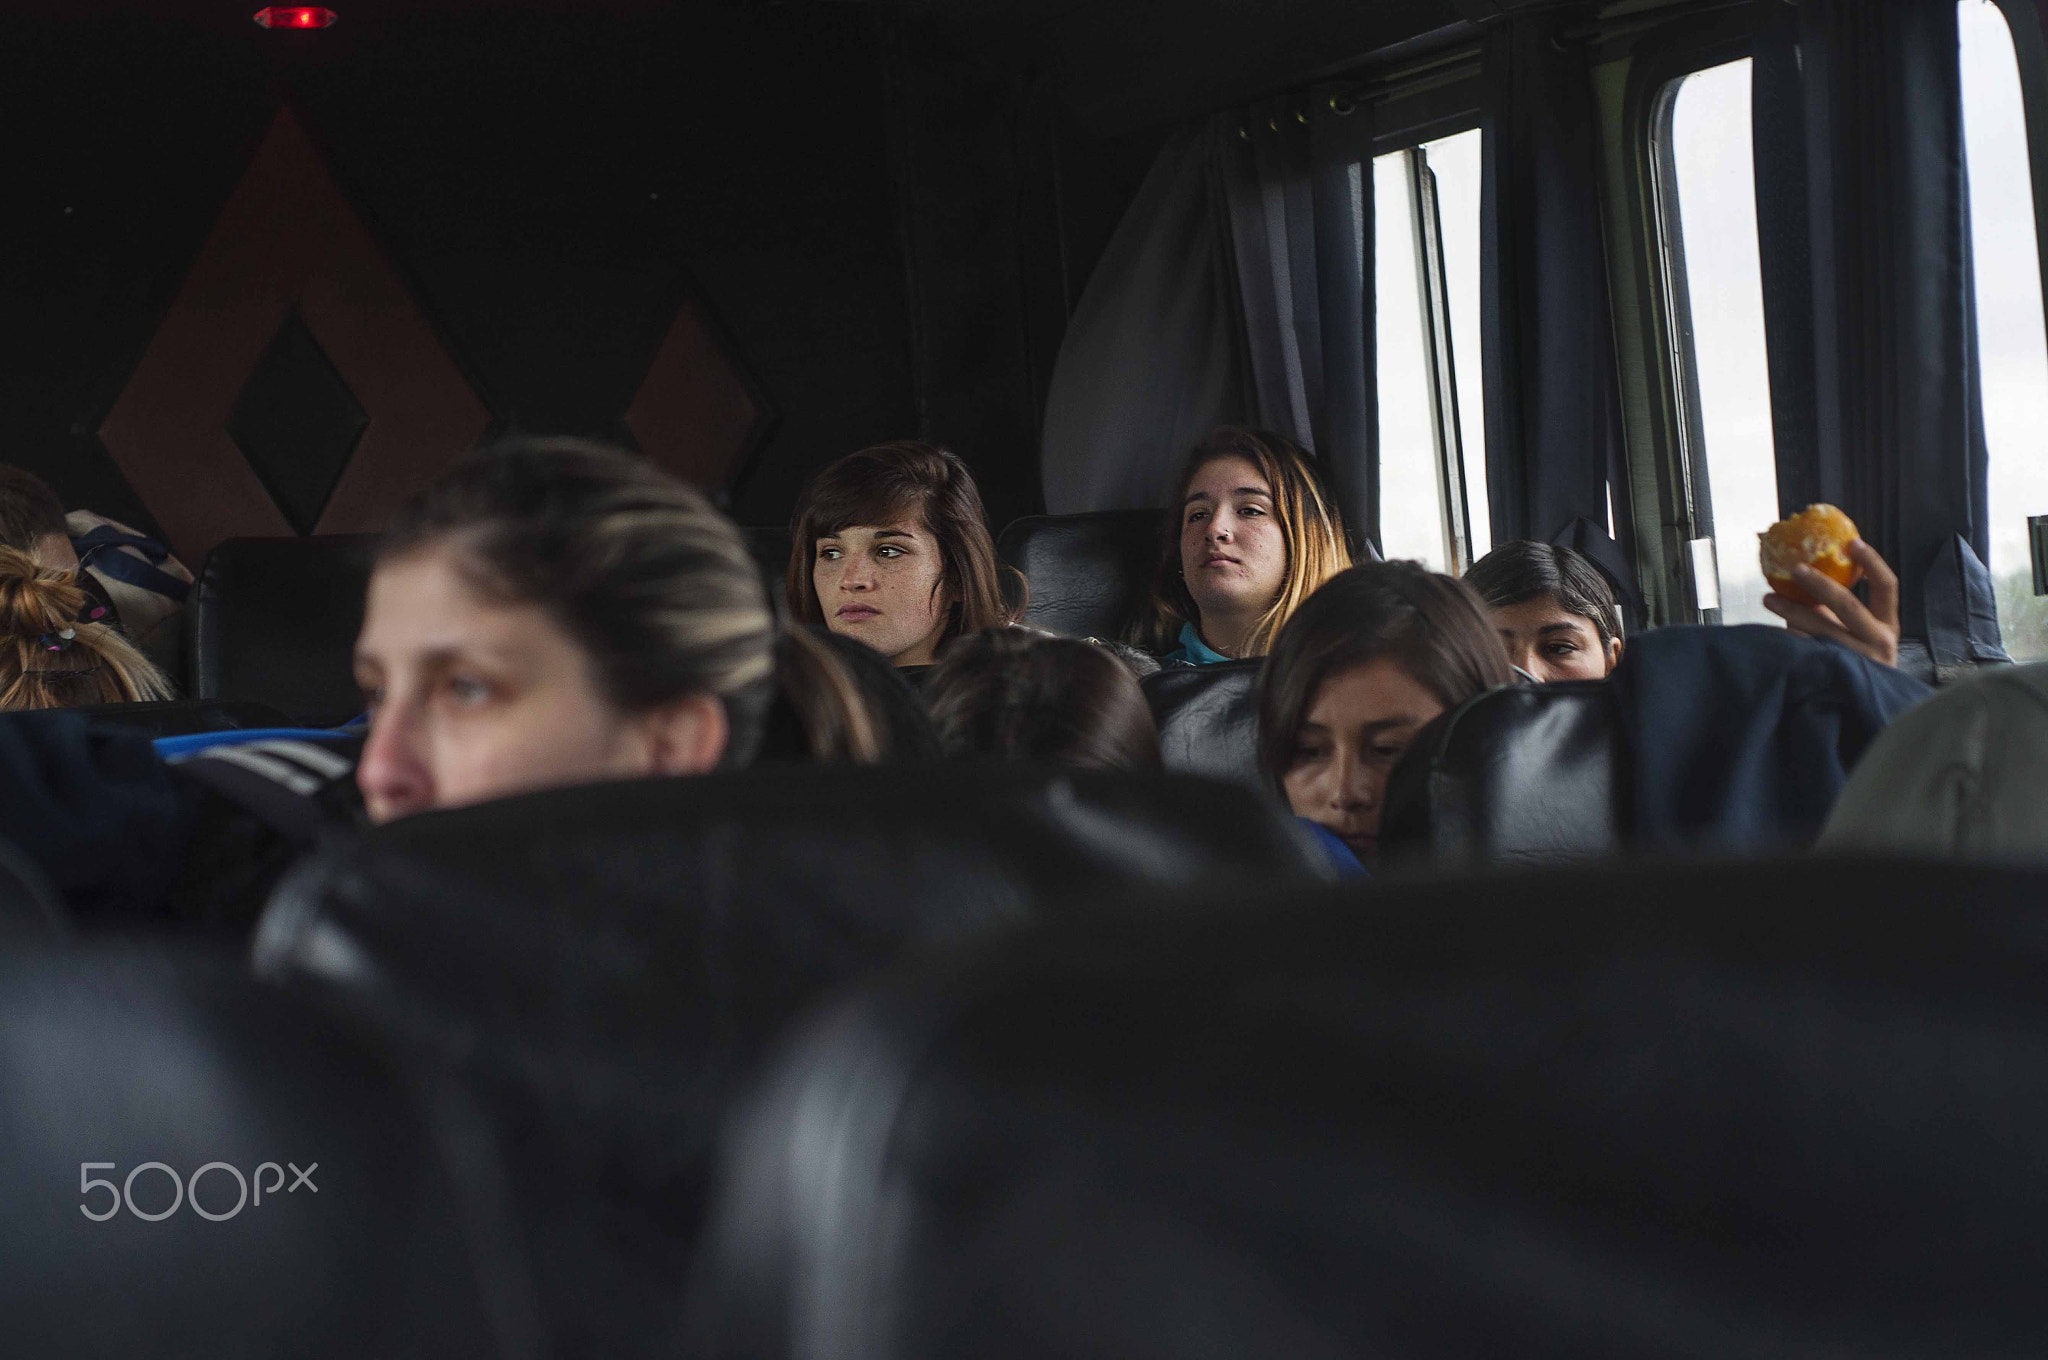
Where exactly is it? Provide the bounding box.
[5,0,2048,1354]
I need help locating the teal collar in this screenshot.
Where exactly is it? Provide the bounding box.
[1170,621,1233,667]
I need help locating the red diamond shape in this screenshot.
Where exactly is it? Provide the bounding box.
[624,300,768,493]
[100,109,491,566]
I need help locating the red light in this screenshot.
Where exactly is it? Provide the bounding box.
[252,7,337,28]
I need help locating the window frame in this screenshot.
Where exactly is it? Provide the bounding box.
[1986,0,2048,343]
[1369,81,1485,570]
[1973,0,2048,643]
[1611,11,1759,625]
[1405,144,1479,571]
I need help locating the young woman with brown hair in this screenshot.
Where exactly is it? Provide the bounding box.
[1256,561,1514,864]
[786,441,1016,667]
[0,546,172,710]
[1143,426,1352,664]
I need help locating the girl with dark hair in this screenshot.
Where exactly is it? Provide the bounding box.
[924,628,1161,771]
[1257,562,1515,863]
[787,441,1017,667]
[1463,540,1623,682]
[1143,426,1351,664]
[355,438,881,822]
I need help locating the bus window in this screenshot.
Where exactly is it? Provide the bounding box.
[1660,57,1778,625]
[1374,129,1486,571]
[1960,0,2048,662]
[1431,130,1490,564]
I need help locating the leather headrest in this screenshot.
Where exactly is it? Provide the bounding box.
[692,856,2048,1360]
[188,535,373,726]
[1380,681,1622,868]
[1142,659,1264,790]
[0,945,515,1358]
[253,763,1327,1355]
[998,510,1163,640]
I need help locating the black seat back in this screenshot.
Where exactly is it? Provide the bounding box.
[75,698,295,737]
[1380,681,1623,868]
[253,764,1327,1358]
[997,510,1161,639]
[1142,659,1263,790]
[0,836,65,939]
[188,535,373,726]
[693,857,2048,1360]
[741,526,793,602]
[0,945,517,1358]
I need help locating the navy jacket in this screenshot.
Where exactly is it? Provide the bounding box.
[1609,625,1932,853]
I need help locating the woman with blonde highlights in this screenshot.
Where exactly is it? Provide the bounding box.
[1142,427,1352,664]
[0,546,171,710]
[354,438,883,823]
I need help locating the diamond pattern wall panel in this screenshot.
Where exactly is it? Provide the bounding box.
[99,109,491,565]
[226,308,369,537]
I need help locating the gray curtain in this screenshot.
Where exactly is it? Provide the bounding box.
[1040,101,1375,549]
[1039,124,1248,516]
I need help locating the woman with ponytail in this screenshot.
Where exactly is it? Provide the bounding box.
[0,546,171,710]
[352,437,886,822]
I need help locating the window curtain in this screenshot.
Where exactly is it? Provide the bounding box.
[1039,125,1248,517]
[1480,16,1643,624]
[1040,98,1379,554]
[1752,0,2010,676]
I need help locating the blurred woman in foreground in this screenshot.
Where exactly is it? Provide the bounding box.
[355,438,879,822]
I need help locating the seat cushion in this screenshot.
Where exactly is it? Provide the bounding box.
[1380,681,1622,868]
[1142,659,1263,790]
[187,535,373,726]
[998,510,1163,639]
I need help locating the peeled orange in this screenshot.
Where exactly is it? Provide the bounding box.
[1758,503,1861,607]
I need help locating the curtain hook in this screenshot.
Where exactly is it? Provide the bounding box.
[1328,94,1357,117]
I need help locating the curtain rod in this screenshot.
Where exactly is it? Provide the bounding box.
[1558,0,1758,44]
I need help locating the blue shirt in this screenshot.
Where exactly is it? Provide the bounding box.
[1298,819,1367,878]
[1159,621,1233,667]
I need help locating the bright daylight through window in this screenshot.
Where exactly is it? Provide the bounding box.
[1375,128,1487,571]
[1961,0,2048,661]
[1664,57,1778,624]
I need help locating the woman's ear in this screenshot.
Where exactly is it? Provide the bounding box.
[639,691,729,776]
[1605,635,1624,675]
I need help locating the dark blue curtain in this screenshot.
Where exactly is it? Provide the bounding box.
[1751,0,2010,675]
[1480,15,1642,623]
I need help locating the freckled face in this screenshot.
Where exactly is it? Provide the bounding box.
[353,548,674,823]
[1490,596,1619,682]
[1178,457,1287,623]
[1281,658,1444,860]
[812,521,952,666]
